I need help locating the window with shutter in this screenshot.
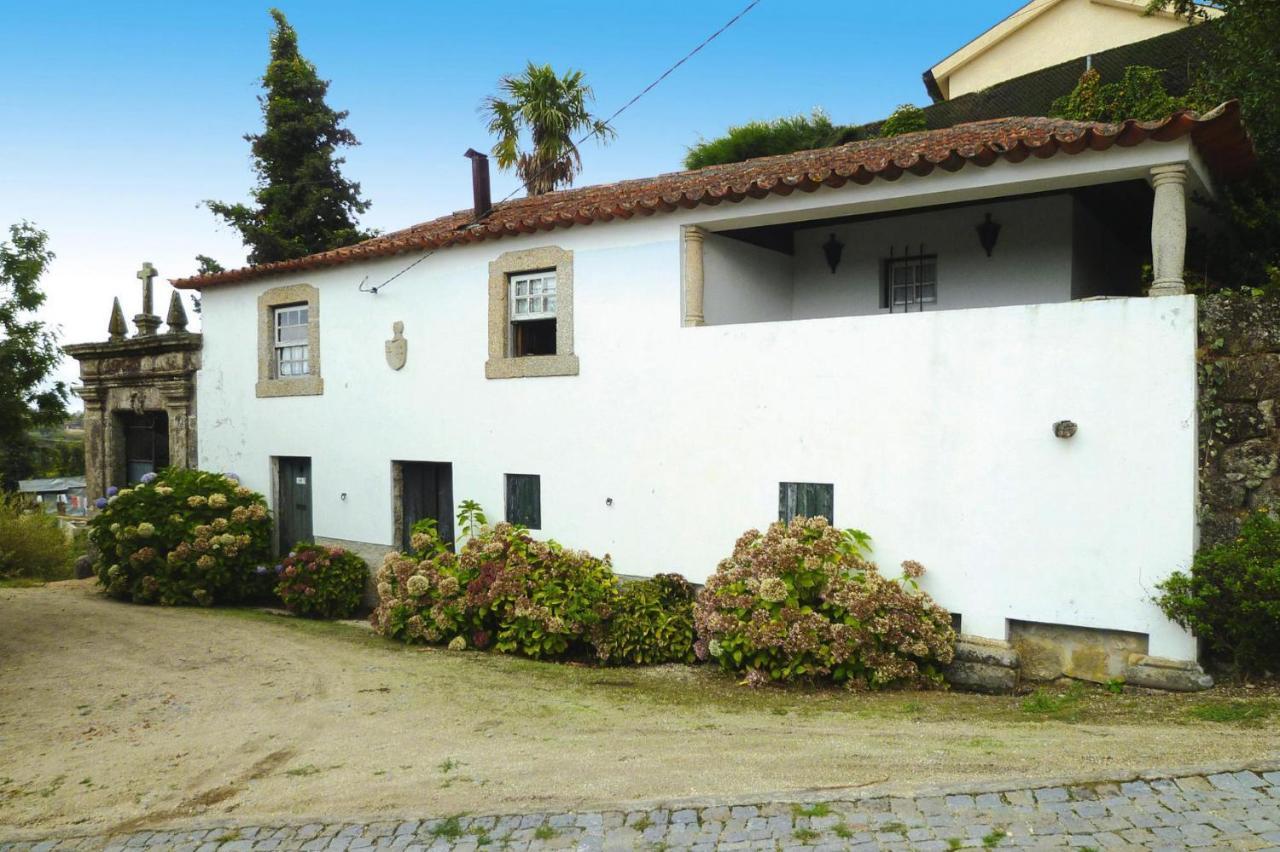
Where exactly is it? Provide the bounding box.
[778,482,834,524]
[505,473,542,529]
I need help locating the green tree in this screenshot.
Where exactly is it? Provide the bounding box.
[0,222,68,490]
[482,63,614,196]
[1148,1,1280,285]
[1050,66,1188,122]
[683,110,857,170]
[205,9,372,265]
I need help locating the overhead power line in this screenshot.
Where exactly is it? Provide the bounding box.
[359,0,763,294]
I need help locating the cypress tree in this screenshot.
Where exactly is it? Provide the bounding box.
[206,9,371,265]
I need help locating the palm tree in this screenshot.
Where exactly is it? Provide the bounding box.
[482,63,615,196]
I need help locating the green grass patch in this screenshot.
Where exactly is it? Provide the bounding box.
[793,827,819,842]
[833,822,853,838]
[983,827,1008,847]
[430,816,464,839]
[1187,700,1276,724]
[947,839,964,850]
[792,802,831,818]
[881,821,906,834]
[534,824,558,840]
[1020,683,1086,718]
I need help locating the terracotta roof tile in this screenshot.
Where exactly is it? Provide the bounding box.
[172,103,1253,290]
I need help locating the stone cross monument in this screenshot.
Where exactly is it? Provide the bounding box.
[65,262,202,500]
[132,261,162,336]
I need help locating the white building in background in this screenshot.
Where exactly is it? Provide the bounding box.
[923,0,1217,102]
[173,105,1252,668]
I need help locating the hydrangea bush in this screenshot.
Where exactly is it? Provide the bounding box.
[371,521,619,660]
[275,543,369,619]
[693,516,956,688]
[88,468,273,606]
[597,574,697,665]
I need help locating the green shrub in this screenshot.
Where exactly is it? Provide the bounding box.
[0,496,73,580]
[371,519,619,661]
[693,516,956,688]
[88,468,273,606]
[597,573,697,665]
[1050,66,1190,123]
[275,543,368,619]
[1156,509,1280,674]
[880,104,927,137]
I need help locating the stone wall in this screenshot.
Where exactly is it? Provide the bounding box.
[1198,293,1280,546]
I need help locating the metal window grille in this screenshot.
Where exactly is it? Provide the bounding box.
[883,253,937,310]
[274,305,310,377]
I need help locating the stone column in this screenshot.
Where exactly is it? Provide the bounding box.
[79,386,108,500]
[1150,164,1188,296]
[162,382,198,470]
[682,226,707,327]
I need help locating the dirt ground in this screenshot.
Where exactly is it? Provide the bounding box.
[1,580,1277,840]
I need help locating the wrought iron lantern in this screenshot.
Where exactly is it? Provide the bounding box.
[822,233,844,273]
[976,212,1001,258]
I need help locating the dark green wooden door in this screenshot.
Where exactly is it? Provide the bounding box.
[400,462,454,550]
[277,456,313,552]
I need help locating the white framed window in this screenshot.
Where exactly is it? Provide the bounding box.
[509,271,557,357]
[274,305,310,377]
[510,271,557,321]
[883,255,938,309]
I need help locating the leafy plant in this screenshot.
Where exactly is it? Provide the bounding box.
[482,62,615,195]
[456,499,487,545]
[684,110,857,170]
[0,222,68,490]
[88,469,273,606]
[275,542,368,619]
[880,104,927,137]
[1050,66,1191,123]
[693,517,956,688]
[0,495,73,580]
[597,573,697,665]
[1156,509,1280,674]
[371,521,618,661]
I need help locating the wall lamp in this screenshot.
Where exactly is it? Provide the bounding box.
[977,213,1001,258]
[822,233,844,273]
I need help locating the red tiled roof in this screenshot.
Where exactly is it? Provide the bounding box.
[172,102,1252,290]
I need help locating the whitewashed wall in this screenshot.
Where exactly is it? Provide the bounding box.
[197,201,1198,659]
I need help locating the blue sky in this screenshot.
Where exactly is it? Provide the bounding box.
[0,0,1025,398]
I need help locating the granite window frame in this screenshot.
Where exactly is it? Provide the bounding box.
[486,246,579,379]
[256,283,323,398]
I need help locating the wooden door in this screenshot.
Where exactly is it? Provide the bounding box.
[400,462,454,551]
[277,456,313,552]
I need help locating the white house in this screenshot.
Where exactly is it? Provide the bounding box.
[173,105,1252,673]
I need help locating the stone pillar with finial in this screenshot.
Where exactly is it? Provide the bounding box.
[166,290,189,334]
[108,297,128,342]
[133,261,162,336]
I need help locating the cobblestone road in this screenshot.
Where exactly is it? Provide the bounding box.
[5,767,1280,851]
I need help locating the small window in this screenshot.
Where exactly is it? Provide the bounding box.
[882,254,937,309]
[505,473,541,529]
[510,272,557,357]
[274,305,310,377]
[779,482,834,524]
